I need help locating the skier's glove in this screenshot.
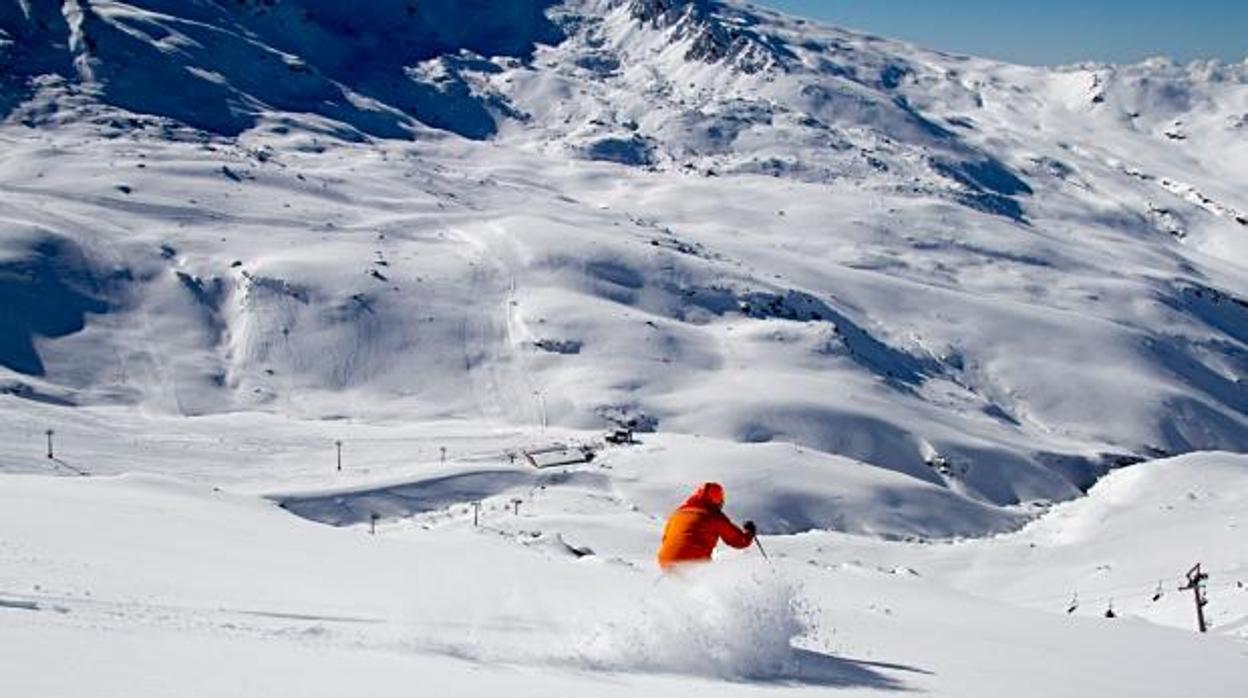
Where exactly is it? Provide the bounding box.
[743,520,757,535]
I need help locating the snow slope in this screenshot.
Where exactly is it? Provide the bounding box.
[1,1,1247,694]
[2,452,1246,696]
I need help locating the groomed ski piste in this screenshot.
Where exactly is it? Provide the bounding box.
[2,1,1247,695]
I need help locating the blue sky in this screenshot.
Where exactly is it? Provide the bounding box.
[760,1,1247,65]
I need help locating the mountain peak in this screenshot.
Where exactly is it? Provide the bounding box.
[625,0,790,73]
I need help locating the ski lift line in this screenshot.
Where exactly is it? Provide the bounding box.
[1007,572,1246,606]
[1011,582,1173,605]
[1016,582,1241,607]
[1054,585,1241,610]
[1011,564,1248,599]
[1038,582,1246,616]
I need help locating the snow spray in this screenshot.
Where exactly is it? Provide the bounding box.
[576,562,812,680]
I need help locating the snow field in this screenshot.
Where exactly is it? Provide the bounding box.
[769,452,1248,637]
[3,456,1246,696]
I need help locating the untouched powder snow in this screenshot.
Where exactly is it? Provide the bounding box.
[1,0,1246,695]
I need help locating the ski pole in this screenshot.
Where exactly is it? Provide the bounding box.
[754,535,773,565]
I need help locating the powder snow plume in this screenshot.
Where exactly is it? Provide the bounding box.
[576,562,812,680]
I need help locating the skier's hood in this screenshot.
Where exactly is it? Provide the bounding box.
[683,482,725,510]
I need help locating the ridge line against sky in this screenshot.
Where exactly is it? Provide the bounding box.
[759,1,1247,66]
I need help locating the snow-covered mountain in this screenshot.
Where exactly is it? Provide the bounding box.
[3,0,1245,501]
[2,3,1247,694]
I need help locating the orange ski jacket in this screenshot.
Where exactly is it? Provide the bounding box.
[656,483,755,569]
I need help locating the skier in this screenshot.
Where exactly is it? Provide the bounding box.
[656,482,756,570]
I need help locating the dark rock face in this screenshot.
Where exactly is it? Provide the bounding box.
[626,0,789,73]
[627,0,699,27]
